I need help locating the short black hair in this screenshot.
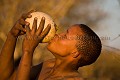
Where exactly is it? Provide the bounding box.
[75,24,102,67]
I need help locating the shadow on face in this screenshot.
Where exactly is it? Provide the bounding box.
[47,25,83,58]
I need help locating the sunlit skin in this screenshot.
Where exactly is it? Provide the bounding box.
[47,26,82,57]
[0,10,35,80]
[38,26,83,80]
[0,11,83,80]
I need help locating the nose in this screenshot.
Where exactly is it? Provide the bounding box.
[58,32,65,35]
[54,34,58,37]
[56,33,64,37]
[55,34,58,36]
[53,34,59,38]
[54,33,63,39]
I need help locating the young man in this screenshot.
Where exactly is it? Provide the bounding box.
[0,11,102,80]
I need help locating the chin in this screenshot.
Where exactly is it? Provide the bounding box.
[47,44,51,51]
[47,41,55,51]
[47,44,54,53]
[47,44,58,56]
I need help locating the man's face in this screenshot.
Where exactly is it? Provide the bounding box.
[47,25,82,57]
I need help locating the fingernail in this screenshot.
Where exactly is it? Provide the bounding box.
[48,24,51,26]
[26,23,30,26]
[28,15,32,17]
[42,17,45,20]
[35,17,38,20]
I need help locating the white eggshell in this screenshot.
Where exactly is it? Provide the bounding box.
[25,12,56,43]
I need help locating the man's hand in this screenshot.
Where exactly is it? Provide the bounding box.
[23,17,51,52]
[15,17,51,80]
[9,10,35,37]
[0,10,34,80]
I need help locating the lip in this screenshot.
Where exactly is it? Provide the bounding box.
[48,34,58,43]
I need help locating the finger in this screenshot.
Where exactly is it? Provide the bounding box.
[36,17,45,35]
[19,31,26,35]
[31,17,37,34]
[21,13,32,20]
[25,10,36,19]
[25,23,30,35]
[19,19,28,25]
[39,24,51,39]
[28,10,36,14]
[21,10,36,20]
[19,25,26,32]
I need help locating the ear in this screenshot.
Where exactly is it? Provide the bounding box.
[71,51,80,58]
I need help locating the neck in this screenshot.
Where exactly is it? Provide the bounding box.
[50,58,79,77]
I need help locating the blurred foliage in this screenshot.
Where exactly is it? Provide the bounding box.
[0,0,120,80]
[79,46,120,80]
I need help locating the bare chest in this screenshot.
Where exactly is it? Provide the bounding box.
[37,66,66,80]
[37,59,55,80]
[37,68,81,80]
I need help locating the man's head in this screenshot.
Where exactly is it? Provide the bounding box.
[47,24,102,67]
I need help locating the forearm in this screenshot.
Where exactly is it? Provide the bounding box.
[16,50,34,80]
[0,32,17,79]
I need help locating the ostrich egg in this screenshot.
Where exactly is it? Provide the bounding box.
[25,12,57,43]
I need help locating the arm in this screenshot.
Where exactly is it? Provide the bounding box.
[16,17,51,80]
[0,33,17,80]
[15,51,33,80]
[0,11,33,80]
[9,62,43,80]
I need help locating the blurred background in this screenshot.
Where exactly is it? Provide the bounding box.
[0,0,120,80]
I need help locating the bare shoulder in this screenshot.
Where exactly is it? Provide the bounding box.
[32,58,56,71]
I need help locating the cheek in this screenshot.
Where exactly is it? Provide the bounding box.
[57,39,70,49]
[47,40,70,56]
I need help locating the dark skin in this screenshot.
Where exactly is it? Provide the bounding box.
[0,10,34,80]
[16,19,82,80]
[0,11,83,80]
[16,17,51,80]
[0,10,51,80]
